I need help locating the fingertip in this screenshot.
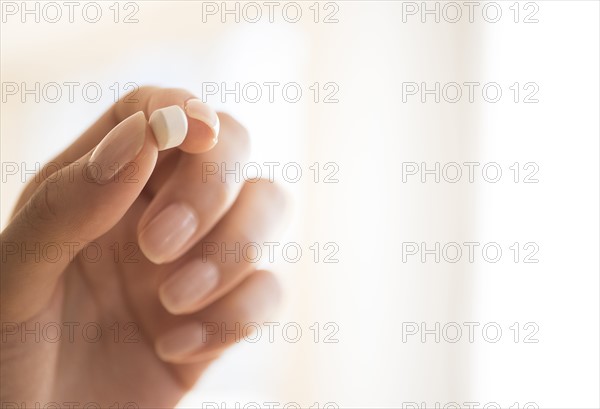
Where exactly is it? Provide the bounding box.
[180,99,220,153]
[178,121,218,153]
[248,269,284,313]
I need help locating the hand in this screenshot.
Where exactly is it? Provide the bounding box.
[1,87,290,408]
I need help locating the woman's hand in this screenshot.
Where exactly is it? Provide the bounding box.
[1,87,289,408]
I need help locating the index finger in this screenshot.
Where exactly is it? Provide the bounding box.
[15,86,219,210]
[62,86,218,163]
[115,86,219,154]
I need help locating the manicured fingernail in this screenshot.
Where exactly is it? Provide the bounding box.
[149,105,188,151]
[159,259,219,314]
[88,111,146,183]
[155,323,205,362]
[184,99,220,142]
[138,203,198,264]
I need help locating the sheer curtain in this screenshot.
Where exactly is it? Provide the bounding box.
[1,1,598,408]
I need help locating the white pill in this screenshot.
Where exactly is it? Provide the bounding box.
[149,105,188,151]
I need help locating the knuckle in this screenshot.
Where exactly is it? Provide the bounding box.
[246,178,290,209]
[19,179,63,234]
[238,180,292,236]
[210,181,234,210]
[11,162,64,216]
[147,87,189,110]
[254,270,283,303]
[218,112,251,158]
[29,180,62,222]
[234,271,282,319]
[161,87,191,100]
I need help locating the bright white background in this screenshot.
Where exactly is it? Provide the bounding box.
[1,1,599,408]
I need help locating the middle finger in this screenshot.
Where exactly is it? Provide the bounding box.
[137,113,250,264]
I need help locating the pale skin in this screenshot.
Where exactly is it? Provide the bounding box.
[0,87,290,408]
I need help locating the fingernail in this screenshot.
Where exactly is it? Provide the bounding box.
[184,99,220,143]
[149,105,188,151]
[155,322,205,362]
[138,203,198,264]
[159,259,219,314]
[88,111,146,183]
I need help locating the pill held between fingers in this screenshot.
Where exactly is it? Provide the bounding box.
[149,105,189,151]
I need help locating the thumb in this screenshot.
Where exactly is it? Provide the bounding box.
[1,111,158,322]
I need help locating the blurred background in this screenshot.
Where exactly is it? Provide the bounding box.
[1,1,599,408]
